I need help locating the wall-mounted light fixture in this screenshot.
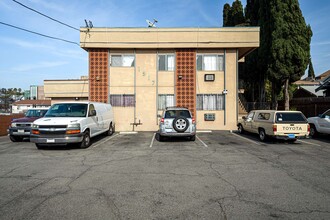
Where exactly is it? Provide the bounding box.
[96,76,100,81]
[178,75,183,80]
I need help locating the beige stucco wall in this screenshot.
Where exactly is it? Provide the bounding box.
[80,27,259,59]
[44,80,89,99]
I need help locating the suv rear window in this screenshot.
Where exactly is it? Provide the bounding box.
[164,110,191,118]
[275,112,307,123]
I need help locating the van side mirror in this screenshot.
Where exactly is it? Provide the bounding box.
[89,110,97,116]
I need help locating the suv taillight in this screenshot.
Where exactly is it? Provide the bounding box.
[160,118,164,124]
[192,118,195,124]
[308,124,310,132]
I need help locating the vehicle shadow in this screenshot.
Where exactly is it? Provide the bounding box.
[35,133,113,150]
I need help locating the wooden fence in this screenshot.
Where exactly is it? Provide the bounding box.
[0,114,24,136]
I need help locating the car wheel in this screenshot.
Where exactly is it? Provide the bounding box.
[156,133,163,142]
[309,124,318,138]
[10,135,23,142]
[79,131,91,149]
[190,135,196,141]
[106,123,114,136]
[35,143,43,149]
[258,129,267,142]
[173,117,189,133]
[238,124,244,134]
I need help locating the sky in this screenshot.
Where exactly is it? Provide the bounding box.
[0,0,330,90]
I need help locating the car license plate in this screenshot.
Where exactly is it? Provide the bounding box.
[18,129,24,133]
[46,139,55,143]
[288,134,295,139]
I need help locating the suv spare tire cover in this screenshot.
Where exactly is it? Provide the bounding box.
[173,117,189,132]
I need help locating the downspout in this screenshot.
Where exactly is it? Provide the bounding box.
[236,49,239,122]
[224,49,226,126]
[156,50,159,125]
[134,49,137,131]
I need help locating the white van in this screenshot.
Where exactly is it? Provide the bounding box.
[30,102,115,149]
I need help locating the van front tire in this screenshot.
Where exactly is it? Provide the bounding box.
[79,131,91,149]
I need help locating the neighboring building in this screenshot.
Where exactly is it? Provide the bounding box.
[12,100,51,114]
[44,76,89,103]
[23,90,30,100]
[293,85,324,98]
[80,27,260,131]
[29,85,46,100]
[316,75,330,97]
[30,85,38,100]
[315,70,330,81]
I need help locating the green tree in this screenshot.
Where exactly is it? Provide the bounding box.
[223,3,231,26]
[265,0,312,110]
[308,57,315,80]
[231,0,245,25]
[0,88,24,112]
[222,0,245,27]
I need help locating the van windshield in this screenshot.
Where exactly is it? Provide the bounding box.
[44,104,88,117]
[275,112,307,123]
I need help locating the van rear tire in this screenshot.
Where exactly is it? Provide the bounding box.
[106,123,115,136]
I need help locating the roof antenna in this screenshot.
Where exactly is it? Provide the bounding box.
[146,18,158,27]
[85,19,89,28]
[89,20,93,28]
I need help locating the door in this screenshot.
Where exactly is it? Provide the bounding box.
[318,109,330,134]
[243,111,255,132]
[87,104,101,135]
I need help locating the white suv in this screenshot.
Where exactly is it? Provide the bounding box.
[157,107,196,141]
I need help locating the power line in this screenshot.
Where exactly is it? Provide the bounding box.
[0,21,79,46]
[12,0,80,32]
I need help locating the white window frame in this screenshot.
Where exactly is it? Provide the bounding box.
[158,54,175,71]
[197,54,224,71]
[196,94,225,110]
[109,94,135,107]
[110,54,135,67]
[158,94,174,110]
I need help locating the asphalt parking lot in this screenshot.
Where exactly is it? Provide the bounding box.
[0,131,330,219]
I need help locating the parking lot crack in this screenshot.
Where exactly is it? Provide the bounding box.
[94,188,122,220]
[216,199,228,220]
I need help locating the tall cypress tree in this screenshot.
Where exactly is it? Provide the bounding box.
[223,3,231,27]
[308,57,315,80]
[265,0,312,110]
[222,0,245,27]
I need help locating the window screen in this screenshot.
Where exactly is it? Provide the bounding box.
[110,95,135,107]
[158,94,174,110]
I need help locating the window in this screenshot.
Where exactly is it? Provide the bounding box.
[197,55,224,71]
[275,112,307,123]
[257,113,270,120]
[158,94,174,110]
[158,54,174,71]
[110,55,135,67]
[196,94,225,110]
[110,94,135,107]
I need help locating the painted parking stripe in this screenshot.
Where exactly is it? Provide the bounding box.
[92,133,120,148]
[196,135,208,148]
[150,133,156,148]
[297,139,321,147]
[231,132,261,146]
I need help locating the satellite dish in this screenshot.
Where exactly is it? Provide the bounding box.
[146,18,158,28]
